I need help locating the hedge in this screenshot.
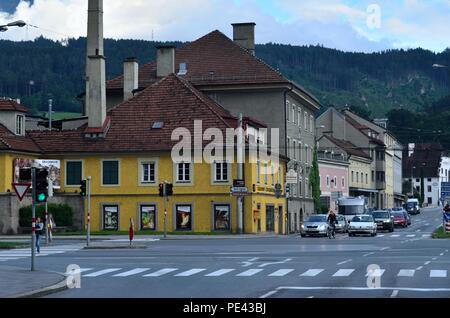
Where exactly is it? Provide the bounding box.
[19,203,74,227]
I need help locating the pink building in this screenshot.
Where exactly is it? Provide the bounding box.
[318,152,349,212]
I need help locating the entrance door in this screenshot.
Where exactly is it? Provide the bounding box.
[266,205,275,232]
[278,206,283,234]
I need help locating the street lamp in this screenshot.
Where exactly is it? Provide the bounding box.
[411,165,416,195]
[0,20,27,32]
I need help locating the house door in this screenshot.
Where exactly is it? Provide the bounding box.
[266,205,275,232]
[278,206,283,234]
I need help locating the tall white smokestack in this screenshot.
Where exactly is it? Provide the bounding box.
[85,0,106,131]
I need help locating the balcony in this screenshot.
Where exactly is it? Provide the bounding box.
[375,159,386,172]
[376,181,386,190]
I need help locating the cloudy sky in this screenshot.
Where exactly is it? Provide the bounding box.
[0,0,449,52]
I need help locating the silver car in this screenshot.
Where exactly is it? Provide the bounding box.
[335,214,348,233]
[300,215,329,237]
[348,215,377,237]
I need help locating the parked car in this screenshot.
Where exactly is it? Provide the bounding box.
[300,215,329,237]
[335,214,348,233]
[372,210,394,232]
[348,215,377,237]
[392,207,411,225]
[391,211,408,228]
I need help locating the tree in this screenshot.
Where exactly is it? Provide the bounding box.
[309,147,322,214]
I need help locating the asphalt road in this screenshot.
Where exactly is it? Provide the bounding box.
[2,207,448,298]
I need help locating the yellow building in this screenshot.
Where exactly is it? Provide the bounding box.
[27,75,286,234]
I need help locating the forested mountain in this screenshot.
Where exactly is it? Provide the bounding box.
[0,36,449,147]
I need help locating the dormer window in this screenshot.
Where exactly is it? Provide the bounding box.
[15,114,24,136]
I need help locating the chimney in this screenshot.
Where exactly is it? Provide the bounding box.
[232,22,256,56]
[85,0,107,132]
[156,45,175,77]
[123,57,139,101]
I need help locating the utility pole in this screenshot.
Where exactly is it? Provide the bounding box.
[31,167,36,271]
[237,113,244,234]
[163,181,168,238]
[48,99,53,131]
[87,176,91,246]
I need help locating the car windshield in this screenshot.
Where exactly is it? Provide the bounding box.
[372,211,389,218]
[392,212,404,217]
[338,205,365,215]
[352,216,373,222]
[407,202,416,208]
[307,215,327,222]
[392,208,402,211]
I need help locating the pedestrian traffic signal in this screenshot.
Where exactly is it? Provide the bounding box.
[159,183,164,197]
[19,168,32,182]
[35,168,48,203]
[166,183,173,196]
[80,180,87,197]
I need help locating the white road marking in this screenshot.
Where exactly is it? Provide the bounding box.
[416,266,423,271]
[424,261,431,265]
[391,290,399,298]
[430,270,447,278]
[65,268,93,275]
[398,269,415,277]
[337,259,352,266]
[390,235,400,238]
[440,253,444,256]
[363,252,375,257]
[242,257,260,267]
[406,235,416,238]
[333,269,355,277]
[422,234,431,238]
[377,234,385,237]
[143,268,178,277]
[175,269,206,277]
[432,257,438,260]
[416,230,421,232]
[381,247,390,251]
[205,269,235,277]
[260,290,279,298]
[237,269,264,276]
[258,258,292,268]
[113,268,150,277]
[269,269,294,277]
[366,269,385,277]
[84,268,122,277]
[300,269,324,277]
[425,223,430,226]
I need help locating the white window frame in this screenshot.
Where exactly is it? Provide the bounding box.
[101,159,121,187]
[256,161,261,184]
[298,107,302,127]
[15,114,24,136]
[326,175,330,188]
[264,163,268,185]
[292,104,297,124]
[293,140,297,160]
[286,101,291,122]
[304,112,308,131]
[175,162,193,185]
[212,161,231,184]
[65,160,84,187]
[334,176,337,189]
[304,144,308,164]
[139,159,158,186]
[310,115,314,133]
[287,137,291,158]
[271,164,275,186]
[342,177,345,188]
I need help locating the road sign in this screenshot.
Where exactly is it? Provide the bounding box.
[286,169,298,184]
[444,211,450,233]
[230,186,249,196]
[233,179,245,187]
[12,183,31,202]
[441,182,450,201]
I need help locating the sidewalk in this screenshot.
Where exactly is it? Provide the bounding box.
[0,265,67,298]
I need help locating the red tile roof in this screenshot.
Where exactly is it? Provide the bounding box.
[106,30,288,92]
[0,99,28,113]
[322,135,371,159]
[30,75,243,154]
[0,124,41,153]
[344,114,386,146]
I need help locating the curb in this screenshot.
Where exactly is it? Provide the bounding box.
[83,245,147,249]
[9,276,68,299]
[159,235,283,240]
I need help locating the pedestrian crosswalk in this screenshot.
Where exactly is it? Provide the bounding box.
[68,267,449,280]
[351,233,432,239]
[0,244,84,262]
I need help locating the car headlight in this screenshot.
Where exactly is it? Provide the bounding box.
[301,224,305,230]
[318,225,326,230]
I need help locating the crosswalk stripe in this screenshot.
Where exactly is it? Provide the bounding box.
[430,270,447,278]
[333,269,355,277]
[390,235,400,237]
[377,234,385,237]
[268,269,294,277]
[113,268,150,277]
[300,269,324,277]
[84,268,122,277]
[175,269,207,277]
[366,269,385,277]
[398,269,415,277]
[237,269,263,276]
[406,235,416,238]
[205,269,235,277]
[422,234,431,238]
[65,268,93,275]
[143,268,178,277]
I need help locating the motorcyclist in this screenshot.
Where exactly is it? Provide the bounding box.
[327,209,337,238]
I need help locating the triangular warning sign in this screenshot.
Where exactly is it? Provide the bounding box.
[12,183,31,202]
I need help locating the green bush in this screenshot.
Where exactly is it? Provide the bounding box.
[19,203,73,227]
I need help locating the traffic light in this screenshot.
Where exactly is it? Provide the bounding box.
[80,180,87,197]
[19,168,32,182]
[166,183,173,196]
[35,168,48,203]
[159,183,164,197]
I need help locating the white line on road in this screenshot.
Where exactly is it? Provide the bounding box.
[363,252,375,257]
[260,290,279,298]
[432,257,438,260]
[84,268,122,277]
[430,270,447,278]
[366,269,385,277]
[333,269,355,277]
[143,268,178,277]
[381,247,390,251]
[391,290,399,298]
[422,234,431,238]
[416,266,423,271]
[300,269,324,277]
[113,268,150,277]
[424,261,431,265]
[416,230,421,232]
[175,269,207,277]
[377,234,385,237]
[269,269,294,277]
[337,259,352,266]
[205,269,235,277]
[425,224,430,226]
[440,253,444,256]
[258,258,292,268]
[65,268,93,275]
[237,269,264,277]
[406,235,416,238]
[398,269,415,277]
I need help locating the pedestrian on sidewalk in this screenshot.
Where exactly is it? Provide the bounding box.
[48,213,56,242]
[35,217,44,253]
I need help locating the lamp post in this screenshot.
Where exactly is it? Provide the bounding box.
[0,20,27,32]
[411,165,416,196]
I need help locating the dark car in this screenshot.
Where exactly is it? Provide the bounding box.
[372,210,394,232]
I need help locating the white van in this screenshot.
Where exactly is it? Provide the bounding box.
[336,197,367,222]
[406,198,420,215]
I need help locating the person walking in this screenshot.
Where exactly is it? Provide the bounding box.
[35,217,44,254]
[47,213,56,242]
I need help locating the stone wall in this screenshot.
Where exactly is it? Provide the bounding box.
[0,193,84,234]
